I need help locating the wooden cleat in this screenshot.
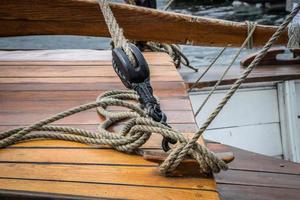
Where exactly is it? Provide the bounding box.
[143,150,234,177]
[240,48,300,67]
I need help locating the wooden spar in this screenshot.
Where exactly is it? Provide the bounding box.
[0,0,287,47]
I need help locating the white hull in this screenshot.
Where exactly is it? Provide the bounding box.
[190,81,300,162]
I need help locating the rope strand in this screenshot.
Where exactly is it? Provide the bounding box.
[98,0,137,66]
[194,22,257,117]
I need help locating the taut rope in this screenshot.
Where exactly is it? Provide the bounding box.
[193,22,257,117]
[288,3,300,48]
[98,0,136,67]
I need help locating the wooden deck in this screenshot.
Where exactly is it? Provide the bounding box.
[0,51,299,199]
[0,51,218,200]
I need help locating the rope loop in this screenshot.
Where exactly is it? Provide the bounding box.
[0,90,227,174]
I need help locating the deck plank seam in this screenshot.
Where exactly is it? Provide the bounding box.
[0,177,219,193]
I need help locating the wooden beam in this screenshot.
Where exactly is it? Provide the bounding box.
[0,0,287,47]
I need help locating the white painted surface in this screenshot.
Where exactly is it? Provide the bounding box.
[189,86,283,157]
[204,123,283,157]
[278,81,300,162]
[190,87,280,129]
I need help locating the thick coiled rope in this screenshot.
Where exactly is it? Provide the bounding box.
[0,90,227,174]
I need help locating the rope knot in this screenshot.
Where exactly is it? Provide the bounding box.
[159,141,228,175]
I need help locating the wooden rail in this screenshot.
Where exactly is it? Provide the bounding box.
[0,0,287,47]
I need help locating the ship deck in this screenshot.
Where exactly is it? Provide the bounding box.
[0,50,299,200]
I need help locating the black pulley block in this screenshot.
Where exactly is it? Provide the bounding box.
[112,44,176,151]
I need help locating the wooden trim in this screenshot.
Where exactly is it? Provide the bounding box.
[0,0,287,47]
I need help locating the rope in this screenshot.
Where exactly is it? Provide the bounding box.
[0,90,227,174]
[157,5,300,173]
[288,3,300,49]
[98,0,137,67]
[164,0,175,10]
[246,21,257,49]
[144,42,198,71]
[124,0,198,72]
[193,22,257,117]
[188,46,228,92]
[288,24,300,48]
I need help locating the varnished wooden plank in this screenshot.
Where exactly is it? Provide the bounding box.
[182,64,300,88]
[0,99,192,112]
[0,66,179,78]
[215,170,300,189]
[0,0,287,47]
[217,184,300,200]
[0,148,155,165]
[0,178,220,200]
[0,52,173,66]
[0,81,186,91]
[0,110,194,125]
[208,143,300,175]
[0,90,187,100]
[0,76,182,83]
[0,163,217,190]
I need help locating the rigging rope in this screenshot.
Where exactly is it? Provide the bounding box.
[246,21,257,49]
[164,0,175,10]
[99,0,137,67]
[188,46,228,92]
[288,3,300,49]
[124,0,198,72]
[193,22,257,117]
[167,5,300,173]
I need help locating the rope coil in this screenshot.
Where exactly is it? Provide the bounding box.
[0,90,227,174]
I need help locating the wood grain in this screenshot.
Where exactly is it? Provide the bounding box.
[208,143,300,175]
[217,184,300,200]
[0,163,217,190]
[0,178,220,200]
[0,0,287,47]
[0,52,220,199]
